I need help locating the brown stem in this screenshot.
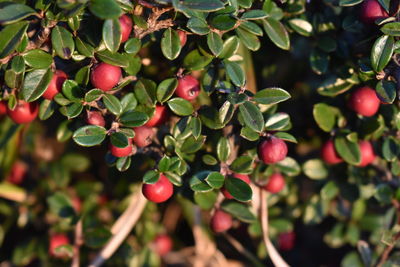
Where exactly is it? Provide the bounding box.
[71,219,83,267]
[134,7,174,39]
[223,233,264,267]
[259,189,290,267]
[376,232,400,267]
[88,193,147,267]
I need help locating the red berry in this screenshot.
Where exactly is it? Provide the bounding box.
[6,161,27,185]
[176,75,200,101]
[49,234,70,258]
[221,173,251,199]
[85,110,105,127]
[348,86,380,117]
[43,70,68,100]
[358,140,376,167]
[321,139,343,164]
[90,63,121,92]
[133,126,154,147]
[119,14,133,43]
[142,174,173,203]
[145,105,168,127]
[7,100,38,124]
[177,30,187,47]
[153,234,173,256]
[210,209,232,233]
[360,0,388,24]
[109,138,132,157]
[263,173,285,194]
[258,136,288,164]
[0,101,7,115]
[278,232,295,251]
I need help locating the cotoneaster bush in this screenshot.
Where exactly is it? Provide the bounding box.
[0,0,399,266]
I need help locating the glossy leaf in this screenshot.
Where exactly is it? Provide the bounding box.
[22,69,53,102]
[72,125,107,147]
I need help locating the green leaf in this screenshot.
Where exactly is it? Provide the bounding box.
[217,137,230,162]
[210,14,237,31]
[236,27,260,51]
[265,112,290,131]
[96,50,129,67]
[134,78,157,106]
[262,18,290,50]
[174,0,225,12]
[161,28,182,60]
[39,99,56,120]
[60,103,84,119]
[103,19,121,53]
[274,132,297,143]
[204,172,224,189]
[51,26,75,59]
[157,78,178,103]
[0,22,28,58]
[253,87,291,105]
[72,125,107,147]
[276,157,301,176]
[313,103,338,132]
[143,170,160,184]
[376,80,396,104]
[62,80,83,101]
[89,0,122,19]
[183,49,213,70]
[23,49,52,69]
[110,132,129,148]
[202,154,218,165]
[219,36,240,59]
[230,155,253,174]
[382,137,399,162]
[339,0,363,6]
[380,22,400,36]
[321,181,339,200]
[190,171,213,192]
[220,200,256,223]
[288,19,313,37]
[194,191,218,210]
[75,37,95,57]
[225,176,252,202]
[0,3,36,25]
[120,93,138,112]
[303,159,328,180]
[103,94,122,115]
[85,89,103,102]
[180,135,205,153]
[47,192,75,218]
[374,184,393,205]
[22,69,53,102]
[224,60,245,86]
[334,136,361,165]
[120,111,149,127]
[165,172,182,186]
[310,48,329,75]
[167,98,194,116]
[187,17,210,35]
[158,156,171,172]
[207,32,223,56]
[241,10,268,20]
[116,156,131,171]
[239,101,264,133]
[124,38,141,54]
[371,35,394,72]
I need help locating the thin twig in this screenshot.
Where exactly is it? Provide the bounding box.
[376,232,400,267]
[223,233,264,267]
[259,189,290,267]
[71,219,83,267]
[88,193,147,267]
